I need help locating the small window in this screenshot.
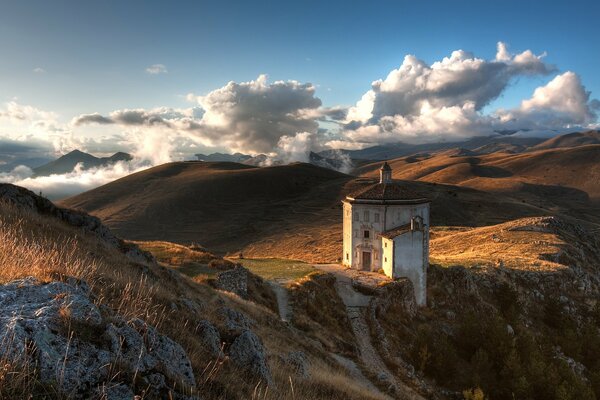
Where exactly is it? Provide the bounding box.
[384,257,387,262]
[364,211,370,222]
[354,212,359,221]
[384,242,387,248]
[374,213,380,222]
[346,252,349,260]
[364,230,370,239]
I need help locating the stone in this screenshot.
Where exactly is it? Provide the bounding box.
[281,351,310,378]
[196,320,223,359]
[0,277,196,399]
[229,330,272,385]
[217,307,255,336]
[214,266,248,298]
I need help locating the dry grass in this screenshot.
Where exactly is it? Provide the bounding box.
[0,203,388,399]
[430,218,572,271]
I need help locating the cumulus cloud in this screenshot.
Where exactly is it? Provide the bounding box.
[342,42,559,146]
[33,67,46,74]
[76,75,337,155]
[145,64,168,74]
[496,71,598,129]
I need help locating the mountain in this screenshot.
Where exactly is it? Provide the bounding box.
[532,130,600,150]
[32,149,133,176]
[195,152,254,163]
[61,161,547,262]
[331,135,546,161]
[355,144,600,225]
[0,156,54,173]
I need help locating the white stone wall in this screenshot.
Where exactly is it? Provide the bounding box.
[392,230,426,306]
[382,237,394,277]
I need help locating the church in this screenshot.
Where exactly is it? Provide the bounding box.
[342,162,430,306]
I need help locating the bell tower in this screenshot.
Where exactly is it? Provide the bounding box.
[379,162,392,184]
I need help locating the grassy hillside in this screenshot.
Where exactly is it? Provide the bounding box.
[356,145,600,225]
[61,161,550,263]
[0,189,390,400]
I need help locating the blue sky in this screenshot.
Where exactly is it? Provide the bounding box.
[1,0,598,115]
[1,0,599,198]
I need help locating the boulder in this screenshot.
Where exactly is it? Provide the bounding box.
[196,320,223,359]
[280,351,310,378]
[217,307,255,337]
[229,330,272,385]
[0,277,197,399]
[214,266,248,298]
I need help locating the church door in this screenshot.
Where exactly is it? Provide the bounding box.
[362,251,371,270]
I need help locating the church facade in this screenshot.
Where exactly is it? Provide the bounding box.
[342,162,430,306]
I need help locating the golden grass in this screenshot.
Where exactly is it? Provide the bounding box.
[0,203,388,399]
[430,220,570,271]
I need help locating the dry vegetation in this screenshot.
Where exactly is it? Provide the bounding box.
[0,203,386,400]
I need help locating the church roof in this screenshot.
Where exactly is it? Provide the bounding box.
[380,223,412,239]
[346,182,429,203]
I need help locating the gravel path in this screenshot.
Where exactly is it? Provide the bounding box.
[314,264,425,400]
[270,282,291,322]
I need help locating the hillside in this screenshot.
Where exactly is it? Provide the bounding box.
[33,149,133,176]
[5,184,600,400]
[355,145,600,225]
[61,161,546,262]
[0,184,398,400]
[532,130,600,150]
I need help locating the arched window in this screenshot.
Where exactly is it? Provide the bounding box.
[411,216,424,231]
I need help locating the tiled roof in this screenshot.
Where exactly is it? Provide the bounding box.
[348,182,428,202]
[380,224,412,239]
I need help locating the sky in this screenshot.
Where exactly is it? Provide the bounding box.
[0,0,599,197]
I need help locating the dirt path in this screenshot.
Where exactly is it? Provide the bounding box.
[313,264,425,400]
[270,282,291,322]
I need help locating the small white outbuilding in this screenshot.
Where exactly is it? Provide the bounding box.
[342,162,430,306]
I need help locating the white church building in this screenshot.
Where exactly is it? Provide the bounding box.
[342,162,430,306]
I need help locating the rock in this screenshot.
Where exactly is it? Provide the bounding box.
[95,384,135,400]
[229,330,272,385]
[196,320,223,359]
[217,307,254,336]
[0,277,196,399]
[214,266,248,298]
[280,351,310,378]
[506,324,514,335]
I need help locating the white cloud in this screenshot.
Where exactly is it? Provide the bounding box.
[0,161,151,200]
[33,67,46,74]
[145,64,168,75]
[340,42,598,147]
[496,71,597,129]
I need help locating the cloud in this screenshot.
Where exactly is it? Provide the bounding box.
[145,64,168,74]
[72,113,114,125]
[0,161,151,200]
[76,75,335,155]
[33,67,46,74]
[496,71,598,129]
[342,42,558,145]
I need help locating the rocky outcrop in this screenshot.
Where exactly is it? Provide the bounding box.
[196,320,223,359]
[214,266,248,298]
[280,351,310,378]
[0,277,197,399]
[0,183,153,264]
[229,330,272,385]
